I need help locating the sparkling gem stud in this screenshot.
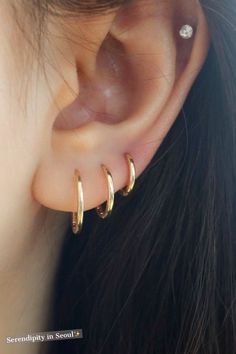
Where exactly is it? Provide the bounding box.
[179,24,194,39]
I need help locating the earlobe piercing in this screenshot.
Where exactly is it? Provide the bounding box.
[96,165,115,219]
[71,153,136,233]
[119,153,136,197]
[179,24,194,39]
[72,169,84,234]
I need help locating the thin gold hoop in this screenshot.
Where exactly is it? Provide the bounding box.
[119,153,136,196]
[96,165,114,219]
[72,169,84,234]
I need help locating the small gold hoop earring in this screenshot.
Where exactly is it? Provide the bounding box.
[72,169,84,234]
[119,153,136,196]
[96,165,115,219]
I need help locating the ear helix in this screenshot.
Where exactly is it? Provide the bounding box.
[71,153,136,235]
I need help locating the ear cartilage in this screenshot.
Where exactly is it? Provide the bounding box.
[179,24,194,39]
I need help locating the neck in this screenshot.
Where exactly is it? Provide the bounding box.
[0,200,68,354]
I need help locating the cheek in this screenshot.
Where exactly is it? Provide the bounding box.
[0,37,77,215]
[0,54,35,215]
[0,26,50,220]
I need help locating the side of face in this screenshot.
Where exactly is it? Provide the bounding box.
[0,0,210,246]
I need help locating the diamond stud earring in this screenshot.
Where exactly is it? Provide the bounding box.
[179,24,194,39]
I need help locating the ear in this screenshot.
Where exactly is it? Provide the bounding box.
[32,0,210,212]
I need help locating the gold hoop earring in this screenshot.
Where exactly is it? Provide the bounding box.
[119,153,136,196]
[72,169,84,234]
[96,165,114,219]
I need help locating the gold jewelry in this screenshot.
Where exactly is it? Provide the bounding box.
[119,153,136,196]
[72,169,84,234]
[96,165,114,219]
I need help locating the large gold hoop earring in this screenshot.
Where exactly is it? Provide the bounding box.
[119,153,136,196]
[96,165,115,219]
[72,169,84,234]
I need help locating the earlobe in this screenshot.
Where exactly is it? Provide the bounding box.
[31,0,210,217]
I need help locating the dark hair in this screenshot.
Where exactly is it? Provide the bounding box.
[28,0,236,353]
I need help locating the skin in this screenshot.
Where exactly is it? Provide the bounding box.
[0,0,209,353]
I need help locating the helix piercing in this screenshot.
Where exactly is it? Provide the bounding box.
[179,24,194,39]
[96,165,115,219]
[71,169,84,234]
[119,153,136,197]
